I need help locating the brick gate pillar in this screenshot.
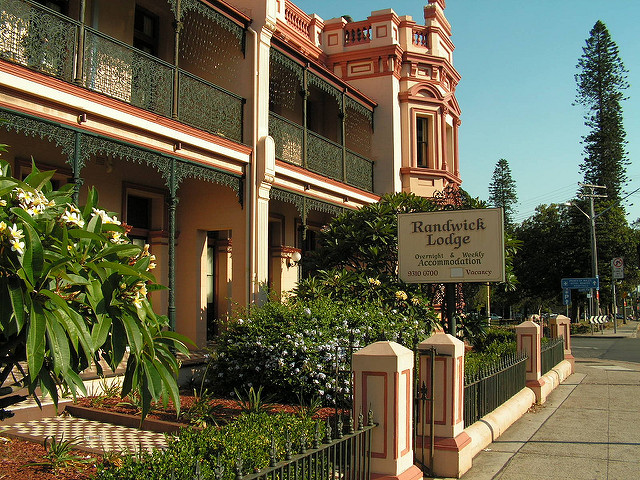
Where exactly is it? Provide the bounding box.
[416,333,471,478]
[550,314,574,373]
[516,319,544,401]
[352,341,422,480]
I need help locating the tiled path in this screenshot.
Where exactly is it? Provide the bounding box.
[0,416,169,454]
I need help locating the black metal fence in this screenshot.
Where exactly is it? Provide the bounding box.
[463,353,528,427]
[541,337,564,375]
[240,414,375,480]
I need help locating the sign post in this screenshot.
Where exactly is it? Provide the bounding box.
[611,258,623,333]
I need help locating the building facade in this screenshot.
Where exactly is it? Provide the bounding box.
[0,0,461,347]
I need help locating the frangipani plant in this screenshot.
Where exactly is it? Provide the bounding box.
[0,158,189,420]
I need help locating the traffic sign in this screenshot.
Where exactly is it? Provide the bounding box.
[561,277,599,290]
[612,257,624,279]
[563,288,571,306]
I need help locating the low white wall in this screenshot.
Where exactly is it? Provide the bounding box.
[464,359,573,460]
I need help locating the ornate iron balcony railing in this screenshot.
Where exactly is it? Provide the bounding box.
[269,112,374,192]
[1,0,245,143]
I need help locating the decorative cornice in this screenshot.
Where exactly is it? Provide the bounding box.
[399,166,461,185]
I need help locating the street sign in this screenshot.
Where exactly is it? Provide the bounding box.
[561,277,599,290]
[563,288,571,306]
[612,257,624,279]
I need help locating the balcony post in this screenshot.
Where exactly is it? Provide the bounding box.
[168,158,178,331]
[341,91,347,182]
[172,0,183,120]
[74,0,86,86]
[302,67,308,169]
[71,132,84,204]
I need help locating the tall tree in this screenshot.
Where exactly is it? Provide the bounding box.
[575,20,629,203]
[575,21,635,310]
[488,158,517,230]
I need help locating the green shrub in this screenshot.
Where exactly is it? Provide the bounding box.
[465,328,517,377]
[209,297,432,405]
[94,412,327,480]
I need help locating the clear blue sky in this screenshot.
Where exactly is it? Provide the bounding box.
[294,0,640,224]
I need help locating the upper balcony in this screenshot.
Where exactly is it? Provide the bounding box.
[268,47,376,193]
[0,0,248,144]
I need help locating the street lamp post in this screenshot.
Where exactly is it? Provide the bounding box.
[565,183,607,316]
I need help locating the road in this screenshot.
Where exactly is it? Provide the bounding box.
[572,334,640,364]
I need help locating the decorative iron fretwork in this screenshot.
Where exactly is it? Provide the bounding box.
[308,72,342,106]
[270,48,304,85]
[167,0,244,45]
[268,112,303,166]
[269,49,304,113]
[0,108,76,161]
[306,196,345,217]
[345,97,373,126]
[271,187,345,219]
[270,187,305,217]
[82,29,173,117]
[179,6,242,83]
[345,104,373,158]
[178,71,244,142]
[174,160,241,195]
[0,0,76,82]
[432,183,464,210]
[80,134,172,184]
[345,150,374,192]
[307,131,343,182]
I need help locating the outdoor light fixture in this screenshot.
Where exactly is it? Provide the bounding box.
[287,250,302,267]
[77,113,87,124]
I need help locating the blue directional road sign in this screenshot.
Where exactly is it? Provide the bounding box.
[563,288,571,306]
[561,277,599,290]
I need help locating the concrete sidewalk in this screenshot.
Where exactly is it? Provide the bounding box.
[452,320,640,480]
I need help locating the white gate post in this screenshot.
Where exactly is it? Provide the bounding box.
[352,341,423,480]
[417,333,472,478]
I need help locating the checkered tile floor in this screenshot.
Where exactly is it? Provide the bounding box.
[0,416,169,454]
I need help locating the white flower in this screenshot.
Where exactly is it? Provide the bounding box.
[91,208,121,225]
[0,221,6,233]
[8,223,23,241]
[61,207,85,227]
[133,293,143,309]
[0,199,6,206]
[10,239,25,255]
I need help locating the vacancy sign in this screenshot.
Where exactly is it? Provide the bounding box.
[612,257,624,279]
[398,208,505,284]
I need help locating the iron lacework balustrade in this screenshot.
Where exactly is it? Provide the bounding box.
[0,0,245,143]
[269,112,374,192]
[463,352,528,428]
[541,336,564,376]
[268,48,375,193]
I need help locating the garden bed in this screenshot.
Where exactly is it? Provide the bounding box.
[71,393,344,430]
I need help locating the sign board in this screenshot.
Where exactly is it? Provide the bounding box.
[398,208,505,283]
[563,288,571,306]
[561,277,599,290]
[612,257,624,279]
